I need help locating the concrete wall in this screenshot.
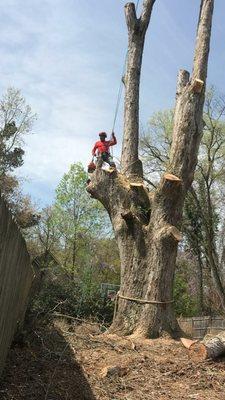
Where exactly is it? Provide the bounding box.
[0,195,34,374]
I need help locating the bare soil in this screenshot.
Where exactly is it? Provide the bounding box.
[0,318,225,400]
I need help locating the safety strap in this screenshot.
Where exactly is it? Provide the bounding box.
[113,291,174,320]
[118,292,174,304]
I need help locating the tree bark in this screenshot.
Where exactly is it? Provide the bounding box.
[181,332,225,361]
[88,0,214,338]
[121,0,156,178]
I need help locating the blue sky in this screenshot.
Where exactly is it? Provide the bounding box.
[0,0,224,206]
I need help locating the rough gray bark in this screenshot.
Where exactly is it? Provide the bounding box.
[88,0,214,338]
[121,0,156,178]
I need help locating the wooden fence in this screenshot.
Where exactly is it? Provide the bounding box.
[179,316,225,339]
[0,195,34,375]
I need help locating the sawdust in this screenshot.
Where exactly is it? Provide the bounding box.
[0,318,225,400]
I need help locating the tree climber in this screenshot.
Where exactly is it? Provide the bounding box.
[92,132,117,168]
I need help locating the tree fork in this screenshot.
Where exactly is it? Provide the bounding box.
[88,0,214,338]
[113,0,214,338]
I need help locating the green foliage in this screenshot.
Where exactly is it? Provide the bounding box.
[29,265,115,323]
[173,256,199,317]
[54,163,95,232]
[173,274,198,317]
[50,162,110,274]
[27,162,119,322]
[140,109,173,179]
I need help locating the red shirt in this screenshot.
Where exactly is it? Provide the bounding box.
[92,136,117,156]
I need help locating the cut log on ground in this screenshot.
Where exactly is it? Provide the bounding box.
[181,332,225,361]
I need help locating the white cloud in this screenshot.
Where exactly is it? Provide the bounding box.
[0,0,223,205]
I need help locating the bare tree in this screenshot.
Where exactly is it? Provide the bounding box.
[88,0,214,337]
[0,87,36,175]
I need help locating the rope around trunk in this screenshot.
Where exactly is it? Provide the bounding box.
[113,292,174,320]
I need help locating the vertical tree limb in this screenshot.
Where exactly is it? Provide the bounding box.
[169,0,214,191]
[121,1,156,179]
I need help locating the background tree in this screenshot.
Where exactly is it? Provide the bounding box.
[27,163,120,322]
[26,206,59,260]
[0,87,36,175]
[52,163,110,276]
[0,87,38,228]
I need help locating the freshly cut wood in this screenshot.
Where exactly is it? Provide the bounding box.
[189,341,208,362]
[181,331,225,361]
[192,78,204,93]
[169,226,183,242]
[130,182,144,188]
[180,338,198,349]
[164,173,182,182]
[106,168,116,174]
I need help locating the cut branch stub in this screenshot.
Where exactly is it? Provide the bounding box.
[160,173,182,193]
[169,226,183,242]
[155,224,182,243]
[164,173,182,183]
[130,182,144,188]
[192,79,204,94]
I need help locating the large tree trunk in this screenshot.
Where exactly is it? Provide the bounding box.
[88,0,214,338]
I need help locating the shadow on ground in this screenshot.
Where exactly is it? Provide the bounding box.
[0,321,96,400]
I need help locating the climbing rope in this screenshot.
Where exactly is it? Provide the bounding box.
[113,291,174,321]
[110,0,141,158]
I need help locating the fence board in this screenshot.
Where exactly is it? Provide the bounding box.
[179,316,225,339]
[0,195,34,375]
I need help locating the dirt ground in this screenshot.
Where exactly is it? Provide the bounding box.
[0,318,225,400]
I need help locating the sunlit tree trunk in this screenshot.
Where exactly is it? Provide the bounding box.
[88,0,214,337]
